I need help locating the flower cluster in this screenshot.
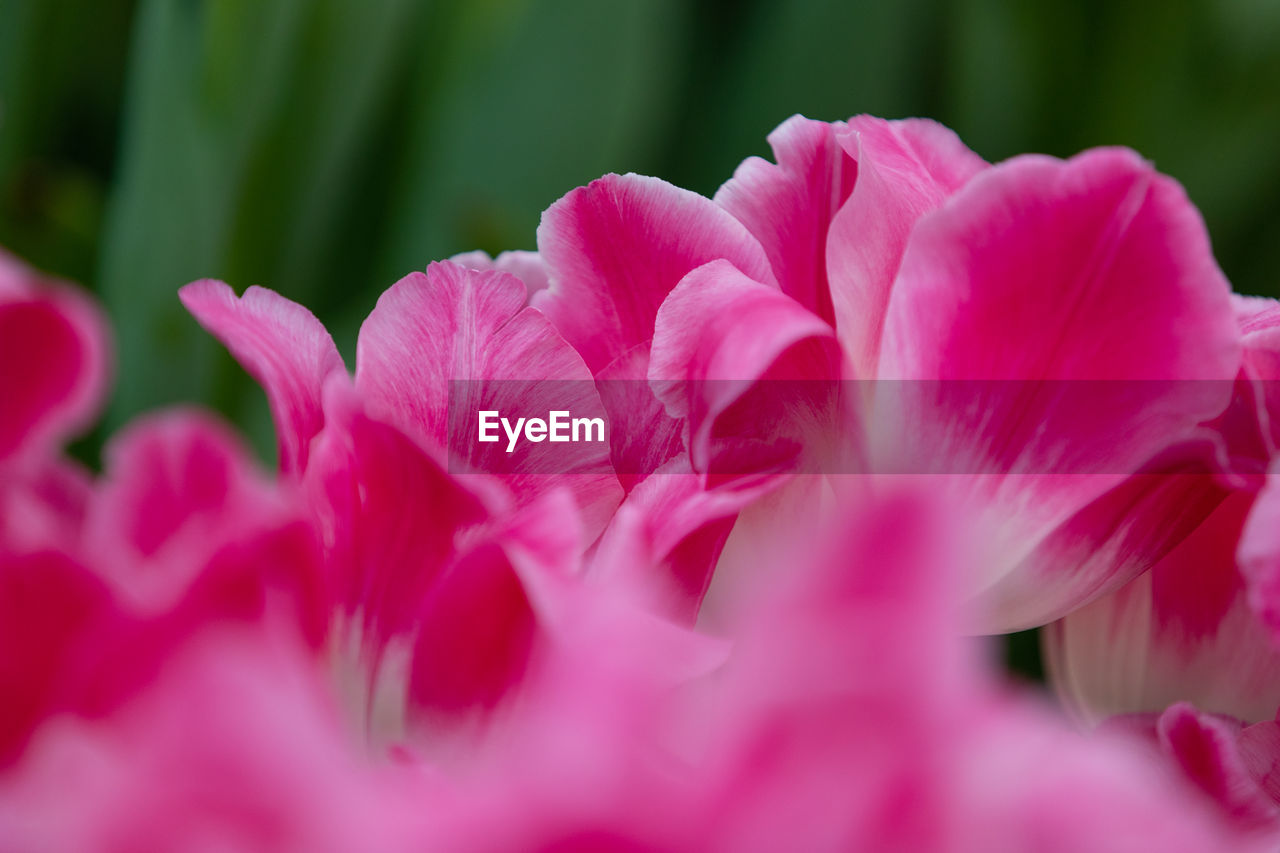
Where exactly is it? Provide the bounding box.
[4,115,1280,850]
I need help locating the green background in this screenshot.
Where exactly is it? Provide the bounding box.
[6,0,1279,459]
[6,0,1278,678]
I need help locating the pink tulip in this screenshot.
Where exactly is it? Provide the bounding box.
[649,117,1241,630]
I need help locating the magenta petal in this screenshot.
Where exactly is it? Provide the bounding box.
[1240,461,1280,644]
[1155,703,1280,829]
[996,439,1235,631]
[307,380,496,640]
[826,116,985,377]
[409,542,538,726]
[180,279,345,476]
[880,147,1238,385]
[649,259,842,479]
[1046,492,1280,725]
[0,550,114,765]
[594,343,685,490]
[534,173,775,376]
[876,148,1240,628]
[84,410,327,636]
[714,115,856,325]
[0,251,109,464]
[308,382,577,737]
[1236,295,1280,455]
[355,261,621,534]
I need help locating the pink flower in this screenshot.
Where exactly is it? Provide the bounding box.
[647,116,1241,630]
[182,263,699,742]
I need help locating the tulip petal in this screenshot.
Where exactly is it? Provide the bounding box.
[309,382,580,739]
[590,456,783,623]
[449,249,549,304]
[355,261,622,536]
[1156,703,1280,828]
[534,173,774,376]
[0,251,109,464]
[1046,492,1280,725]
[81,410,329,645]
[180,279,344,476]
[714,115,855,325]
[877,147,1240,628]
[826,116,985,377]
[0,550,114,764]
[650,259,843,480]
[1240,461,1280,644]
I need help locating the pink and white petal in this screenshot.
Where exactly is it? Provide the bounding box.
[589,455,785,624]
[989,435,1235,631]
[649,259,844,479]
[0,252,110,463]
[309,381,579,741]
[82,409,327,643]
[1046,492,1280,725]
[180,279,345,476]
[825,116,986,377]
[355,261,622,535]
[449,249,549,303]
[534,173,775,376]
[0,457,93,557]
[1240,461,1280,643]
[714,115,856,324]
[876,148,1240,627]
[1157,703,1280,830]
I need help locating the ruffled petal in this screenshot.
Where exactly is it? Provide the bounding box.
[534,173,774,376]
[1155,704,1280,829]
[83,410,329,644]
[449,249,549,304]
[0,251,110,464]
[649,259,844,481]
[180,279,344,476]
[826,116,985,377]
[355,261,622,536]
[714,115,855,325]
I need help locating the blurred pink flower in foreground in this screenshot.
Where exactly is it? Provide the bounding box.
[3,102,1280,849]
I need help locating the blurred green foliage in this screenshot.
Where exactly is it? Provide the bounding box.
[3,0,1280,464]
